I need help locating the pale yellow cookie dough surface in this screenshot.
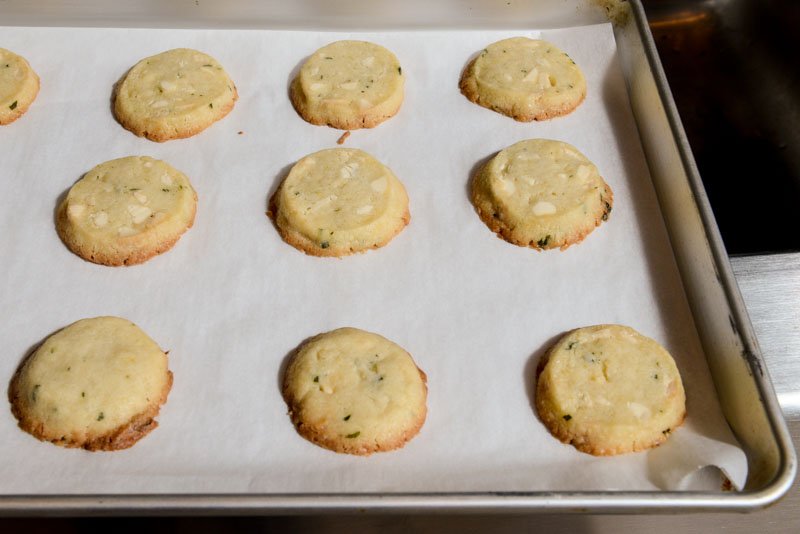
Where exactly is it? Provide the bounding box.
[114,48,238,141]
[270,148,410,257]
[0,48,40,125]
[290,40,404,129]
[460,37,586,121]
[536,325,686,456]
[471,138,612,250]
[9,316,172,450]
[283,327,428,455]
[57,156,197,266]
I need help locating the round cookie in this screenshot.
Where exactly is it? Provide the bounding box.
[471,138,612,250]
[56,156,197,266]
[535,325,686,456]
[114,48,238,142]
[290,40,404,130]
[268,148,410,257]
[282,327,428,455]
[0,48,40,125]
[459,37,586,121]
[8,316,173,451]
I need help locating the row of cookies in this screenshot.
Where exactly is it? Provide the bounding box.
[2,37,586,132]
[9,317,686,456]
[55,137,612,267]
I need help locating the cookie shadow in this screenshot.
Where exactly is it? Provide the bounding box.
[264,161,296,225]
[286,54,311,99]
[522,331,569,419]
[108,67,132,125]
[52,171,87,239]
[275,333,319,397]
[465,152,496,202]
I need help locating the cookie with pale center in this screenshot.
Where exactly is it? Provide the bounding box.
[268,148,410,257]
[9,316,173,451]
[114,48,238,141]
[290,40,404,129]
[536,325,686,455]
[471,138,612,250]
[282,327,428,455]
[56,156,197,266]
[0,48,40,125]
[460,37,586,121]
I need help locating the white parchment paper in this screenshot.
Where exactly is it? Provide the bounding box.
[0,23,747,494]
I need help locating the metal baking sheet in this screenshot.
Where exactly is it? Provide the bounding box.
[0,0,794,514]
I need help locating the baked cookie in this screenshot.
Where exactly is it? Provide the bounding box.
[282,327,428,455]
[114,48,238,141]
[9,316,173,451]
[268,148,410,257]
[535,325,686,456]
[471,138,612,250]
[460,37,586,121]
[290,40,404,130]
[56,156,197,266]
[0,48,40,125]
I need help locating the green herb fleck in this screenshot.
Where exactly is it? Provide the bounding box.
[370,363,378,373]
[320,241,330,249]
[537,235,551,248]
[50,348,55,353]
[346,431,360,439]
[162,188,170,192]
[209,102,213,108]
[343,414,351,421]
[129,188,140,191]
[313,375,319,383]
[31,384,40,402]
[602,202,612,221]
[81,392,86,398]
[203,64,213,67]
[9,100,18,110]
[563,414,572,421]
[324,56,333,60]
[97,412,105,421]
[398,66,402,75]
[662,428,671,435]
[67,366,71,371]
[566,341,578,350]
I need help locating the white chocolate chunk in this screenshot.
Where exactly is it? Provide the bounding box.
[309,82,329,93]
[68,204,86,218]
[151,100,169,109]
[532,201,557,216]
[127,204,152,224]
[497,177,516,195]
[627,402,652,420]
[523,68,539,82]
[576,165,591,180]
[339,81,358,90]
[133,191,148,204]
[356,205,373,215]
[91,212,108,227]
[370,176,387,193]
[159,80,177,92]
[160,173,173,186]
[117,225,137,237]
